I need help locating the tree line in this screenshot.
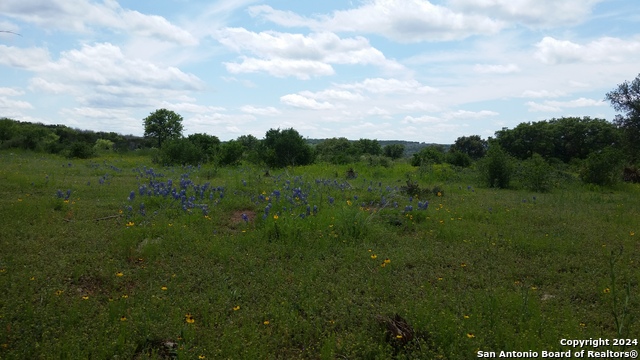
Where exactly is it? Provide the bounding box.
[1,74,639,186]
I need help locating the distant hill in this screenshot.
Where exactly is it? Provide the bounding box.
[306,138,451,157]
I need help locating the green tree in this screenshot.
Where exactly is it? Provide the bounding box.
[356,138,382,156]
[188,133,220,162]
[411,145,445,166]
[160,138,202,165]
[94,138,114,152]
[451,135,487,160]
[237,134,262,164]
[262,128,314,168]
[605,74,640,161]
[218,140,244,166]
[316,137,356,164]
[383,144,405,159]
[478,143,513,189]
[143,109,184,148]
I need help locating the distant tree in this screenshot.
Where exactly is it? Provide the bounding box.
[445,150,472,167]
[450,135,487,160]
[262,128,314,168]
[94,138,114,152]
[143,109,184,148]
[160,138,201,165]
[316,137,356,164]
[218,140,244,166]
[237,134,262,164]
[605,74,640,161]
[383,144,405,159]
[477,143,513,189]
[356,138,382,156]
[411,145,445,166]
[188,133,220,162]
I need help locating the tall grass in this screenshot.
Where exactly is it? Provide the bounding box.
[0,150,638,359]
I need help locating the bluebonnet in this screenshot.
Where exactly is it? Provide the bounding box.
[242,213,249,222]
[128,191,135,201]
[404,205,413,212]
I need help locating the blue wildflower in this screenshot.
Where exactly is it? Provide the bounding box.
[404,205,413,212]
[242,213,249,222]
[128,191,135,201]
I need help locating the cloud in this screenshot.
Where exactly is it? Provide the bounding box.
[535,36,640,64]
[0,0,197,45]
[520,90,566,98]
[215,28,404,78]
[445,110,499,119]
[240,105,281,116]
[0,87,25,96]
[280,94,334,110]
[402,115,444,124]
[224,57,334,79]
[398,101,441,112]
[298,89,365,101]
[526,97,606,112]
[249,1,504,42]
[449,0,603,27]
[473,63,520,74]
[0,45,51,70]
[26,43,204,109]
[337,78,438,94]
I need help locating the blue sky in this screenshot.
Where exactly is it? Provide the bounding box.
[1,0,639,143]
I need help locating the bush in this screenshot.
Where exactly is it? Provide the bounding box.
[516,153,554,192]
[477,144,513,188]
[160,138,203,165]
[67,141,95,159]
[218,140,244,166]
[579,147,624,186]
[446,150,472,168]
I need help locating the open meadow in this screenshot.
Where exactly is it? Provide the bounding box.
[0,150,638,359]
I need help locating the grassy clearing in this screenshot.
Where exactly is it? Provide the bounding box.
[0,150,638,359]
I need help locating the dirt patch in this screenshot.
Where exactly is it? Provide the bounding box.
[230,210,256,224]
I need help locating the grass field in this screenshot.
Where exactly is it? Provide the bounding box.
[0,150,638,359]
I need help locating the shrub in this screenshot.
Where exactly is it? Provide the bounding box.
[67,141,95,159]
[579,147,624,186]
[477,144,513,188]
[516,153,554,192]
[446,150,472,168]
[160,138,203,165]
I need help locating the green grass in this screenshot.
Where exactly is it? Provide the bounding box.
[0,150,638,359]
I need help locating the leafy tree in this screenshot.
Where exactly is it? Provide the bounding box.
[515,153,554,192]
[356,138,382,156]
[605,74,640,161]
[188,133,220,162]
[218,140,244,166]
[580,147,624,186]
[451,135,487,160]
[262,128,314,168]
[445,150,472,167]
[237,134,262,164]
[94,139,114,152]
[143,109,184,148]
[411,145,445,166]
[494,117,619,162]
[477,143,513,188]
[383,144,405,159]
[316,137,356,164]
[160,138,202,165]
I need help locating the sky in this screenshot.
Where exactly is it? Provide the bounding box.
[1,0,639,143]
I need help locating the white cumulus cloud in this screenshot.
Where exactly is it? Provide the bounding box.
[280,94,334,110]
[535,36,640,64]
[249,1,504,42]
